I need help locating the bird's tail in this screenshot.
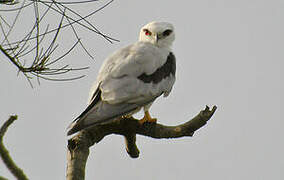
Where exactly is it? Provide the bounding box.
[67,94,159,136]
[67,101,141,135]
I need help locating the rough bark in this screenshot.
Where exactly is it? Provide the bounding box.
[66,105,217,180]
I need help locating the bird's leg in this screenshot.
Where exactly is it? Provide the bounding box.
[139,111,157,124]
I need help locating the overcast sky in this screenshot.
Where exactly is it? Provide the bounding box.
[1,0,284,179]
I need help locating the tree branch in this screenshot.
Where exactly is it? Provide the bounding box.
[66,105,217,180]
[0,115,29,180]
[0,0,17,5]
[0,176,8,180]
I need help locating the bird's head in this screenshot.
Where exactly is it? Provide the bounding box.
[139,21,175,49]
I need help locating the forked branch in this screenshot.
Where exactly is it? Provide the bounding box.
[66,105,217,180]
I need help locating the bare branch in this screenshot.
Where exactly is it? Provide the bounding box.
[66,106,217,180]
[0,0,18,5]
[0,115,29,180]
[0,176,8,180]
[0,0,117,85]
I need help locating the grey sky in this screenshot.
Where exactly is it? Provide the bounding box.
[1,0,284,179]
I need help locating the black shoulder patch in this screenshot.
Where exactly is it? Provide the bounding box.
[137,52,176,84]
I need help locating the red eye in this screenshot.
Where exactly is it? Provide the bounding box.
[143,29,151,36]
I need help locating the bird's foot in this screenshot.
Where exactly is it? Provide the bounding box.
[139,111,157,125]
[122,114,133,119]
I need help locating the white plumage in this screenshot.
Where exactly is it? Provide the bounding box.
[67,21,176,135]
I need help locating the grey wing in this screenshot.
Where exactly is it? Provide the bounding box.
[67,44,175,135]
[67,86,158,135]
[96,44,175,105]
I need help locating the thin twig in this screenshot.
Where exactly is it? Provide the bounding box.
[0,0,25,45]
[0,0,18,5]
[0,2,33,12]
[0,0,118,85]
[0,45,22,70]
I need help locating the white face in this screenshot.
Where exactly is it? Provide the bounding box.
[139,21,175,49]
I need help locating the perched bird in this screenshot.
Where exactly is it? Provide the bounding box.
[67,21,176,135]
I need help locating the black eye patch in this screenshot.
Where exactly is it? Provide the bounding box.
[143,29,152,36]
[163,29,173,36]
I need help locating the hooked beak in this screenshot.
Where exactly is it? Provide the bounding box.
[154,34,162,43]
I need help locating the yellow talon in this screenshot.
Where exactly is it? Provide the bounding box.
[139,111,157,124]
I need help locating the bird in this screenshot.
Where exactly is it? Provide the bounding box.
[67,21,176,135]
